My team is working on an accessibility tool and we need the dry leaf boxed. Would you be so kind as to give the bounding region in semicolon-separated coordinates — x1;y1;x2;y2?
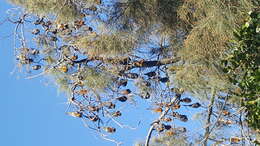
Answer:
230;137;241;143
103;127;116;133
67;112;82;118
153;108;163;113
59;65;68;73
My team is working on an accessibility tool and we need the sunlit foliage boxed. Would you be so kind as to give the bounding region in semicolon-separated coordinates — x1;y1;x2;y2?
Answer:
222;10;260;130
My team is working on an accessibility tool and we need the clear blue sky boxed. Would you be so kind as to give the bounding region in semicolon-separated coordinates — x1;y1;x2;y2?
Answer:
0;1;154;146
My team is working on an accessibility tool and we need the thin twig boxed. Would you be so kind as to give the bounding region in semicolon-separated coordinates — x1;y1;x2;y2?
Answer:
25;70;47;79
145;96;179;146
202;87;216;146
99;134;123;146
104;110;138;130
201;92;229;145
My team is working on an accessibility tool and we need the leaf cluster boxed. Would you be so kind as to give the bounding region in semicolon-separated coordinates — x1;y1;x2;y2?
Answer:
222;10;260;130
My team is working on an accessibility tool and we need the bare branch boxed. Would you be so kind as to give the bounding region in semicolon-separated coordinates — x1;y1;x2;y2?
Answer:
145;95;180;146
202;87;216;146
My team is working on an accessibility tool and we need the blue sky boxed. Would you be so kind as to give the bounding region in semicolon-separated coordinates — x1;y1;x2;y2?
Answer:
0;1;146;146
0;2;154;145
0;2;102;146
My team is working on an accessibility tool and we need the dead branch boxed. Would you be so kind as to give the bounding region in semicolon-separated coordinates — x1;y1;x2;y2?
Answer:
202;87;216;146
145;95;180;146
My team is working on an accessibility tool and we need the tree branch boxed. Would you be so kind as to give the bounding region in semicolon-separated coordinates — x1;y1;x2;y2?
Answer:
145;96;180;146
202;87;216;146
127;57;181;70
73;56;181;69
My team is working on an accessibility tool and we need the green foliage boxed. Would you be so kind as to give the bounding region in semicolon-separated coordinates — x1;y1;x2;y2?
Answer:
171;0;255;97
80;67;114;91
107;0;182;33
178;0;254;62
149;135;190;146
170;63;231;98
8;0;85;22
135;132;190;146
47;65;114;93
222;10;260;130
74;32;136;57
47;68;72;93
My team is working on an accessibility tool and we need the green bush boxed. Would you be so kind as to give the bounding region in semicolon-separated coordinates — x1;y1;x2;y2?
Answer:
223;10;260;130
